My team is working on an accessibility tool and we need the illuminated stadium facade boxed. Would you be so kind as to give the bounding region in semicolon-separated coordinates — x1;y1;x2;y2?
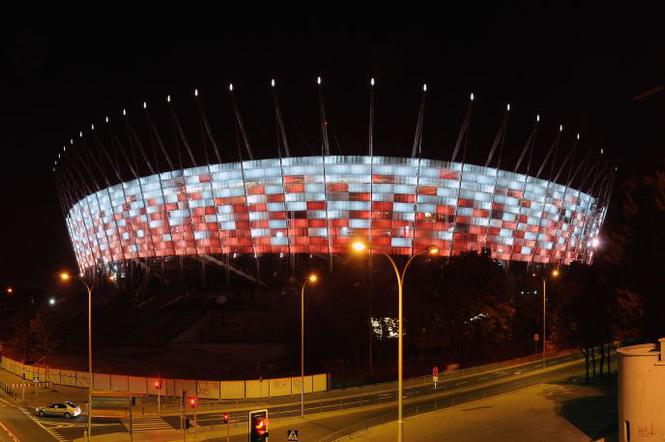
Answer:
65;155;604;271
55;82;612;274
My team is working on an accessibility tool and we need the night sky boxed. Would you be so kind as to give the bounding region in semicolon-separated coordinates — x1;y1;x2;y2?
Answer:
1;6;663;289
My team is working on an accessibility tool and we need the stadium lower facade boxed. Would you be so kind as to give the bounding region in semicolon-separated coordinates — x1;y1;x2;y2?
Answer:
66;155;604;272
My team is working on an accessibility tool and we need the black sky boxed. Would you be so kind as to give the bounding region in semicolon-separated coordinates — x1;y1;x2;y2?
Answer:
0;6;663;288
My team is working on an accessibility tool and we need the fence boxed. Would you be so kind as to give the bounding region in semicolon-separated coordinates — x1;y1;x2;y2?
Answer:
0;356;327;400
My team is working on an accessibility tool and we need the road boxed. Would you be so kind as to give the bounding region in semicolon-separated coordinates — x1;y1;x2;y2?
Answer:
0;395;56;442
198;354;587;441
0;352;583;441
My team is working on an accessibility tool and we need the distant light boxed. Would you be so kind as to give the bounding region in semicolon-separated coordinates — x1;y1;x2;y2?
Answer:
62;145;66;152
591;237;600;248
308;274;318;283
551;269;560;277
105;116;109;123
229;83;234;92
91;124;95;131
70;138;74;145
194;89;198;97
122;109;126;116
49;298;56;306
271;79;275;87
576;133;580;140
58;153;60;159
470;92;474;101
52;167;55;172
79;131;83;138
423;83;427;92
600;148;604;155
167;95;171;103
143;101;147;109
506;103;511;111
559;124;563;132
54;160;57;165
614;166;618;172
6;288;13;295
317;76;322;85
536;114;540;122
370;77;375;86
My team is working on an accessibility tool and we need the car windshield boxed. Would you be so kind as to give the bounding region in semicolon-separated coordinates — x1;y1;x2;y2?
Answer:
65;402;78;408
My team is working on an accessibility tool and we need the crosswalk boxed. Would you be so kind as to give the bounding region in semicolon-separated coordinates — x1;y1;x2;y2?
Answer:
120;416;173;432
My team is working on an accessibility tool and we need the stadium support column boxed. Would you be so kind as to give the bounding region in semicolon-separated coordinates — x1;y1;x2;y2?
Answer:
448;93;474;258
531;125;562;265
317;76;333;272
272;79;295;277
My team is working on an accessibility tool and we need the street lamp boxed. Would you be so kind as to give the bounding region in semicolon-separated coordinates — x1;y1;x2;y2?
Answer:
300;273;318;417
59;271;112;441
532;268;559;367
5;287;13;295
352;241;439;442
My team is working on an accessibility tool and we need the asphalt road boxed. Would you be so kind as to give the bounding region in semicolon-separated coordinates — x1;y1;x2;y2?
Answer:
0;395;56;442
0;352;582;441
199;355;583;442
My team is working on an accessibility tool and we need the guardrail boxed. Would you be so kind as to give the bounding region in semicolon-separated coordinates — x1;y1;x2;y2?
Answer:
0;381;17;399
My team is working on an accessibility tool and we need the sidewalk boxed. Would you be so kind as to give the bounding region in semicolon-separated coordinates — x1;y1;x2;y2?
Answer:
340;382;617;442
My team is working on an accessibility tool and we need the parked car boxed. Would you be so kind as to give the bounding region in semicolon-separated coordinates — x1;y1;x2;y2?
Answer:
35;401;81;418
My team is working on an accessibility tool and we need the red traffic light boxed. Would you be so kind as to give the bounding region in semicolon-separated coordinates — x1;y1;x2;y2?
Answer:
223;412;229;424
255;417;268;435
249;409;269;441
188;397;197;408
154;380;162;390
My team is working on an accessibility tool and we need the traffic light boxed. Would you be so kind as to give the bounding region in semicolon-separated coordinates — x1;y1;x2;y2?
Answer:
249;409;269;441
154;379;162;390
223;412;229;424
188;397;197;408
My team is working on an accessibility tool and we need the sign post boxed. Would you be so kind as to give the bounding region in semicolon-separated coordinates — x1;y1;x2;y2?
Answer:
432;366;439;390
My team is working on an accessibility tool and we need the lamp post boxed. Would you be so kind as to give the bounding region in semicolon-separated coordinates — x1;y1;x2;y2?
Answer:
59;271;115;441
532;268;559;367
300;273;318;418
352;242;439;442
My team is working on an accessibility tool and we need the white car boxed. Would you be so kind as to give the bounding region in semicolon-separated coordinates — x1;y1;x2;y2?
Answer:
36;401;81;418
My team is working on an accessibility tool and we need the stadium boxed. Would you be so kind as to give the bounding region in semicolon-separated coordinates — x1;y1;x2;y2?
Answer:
54;82;612;277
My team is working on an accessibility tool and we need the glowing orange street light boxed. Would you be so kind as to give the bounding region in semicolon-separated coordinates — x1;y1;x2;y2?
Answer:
300;273;318;417
5;287;13;295
351;241;440;442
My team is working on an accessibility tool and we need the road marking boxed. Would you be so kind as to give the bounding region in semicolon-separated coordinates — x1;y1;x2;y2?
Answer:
0;421;20;442
15;407;67;442
120;417;173;432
